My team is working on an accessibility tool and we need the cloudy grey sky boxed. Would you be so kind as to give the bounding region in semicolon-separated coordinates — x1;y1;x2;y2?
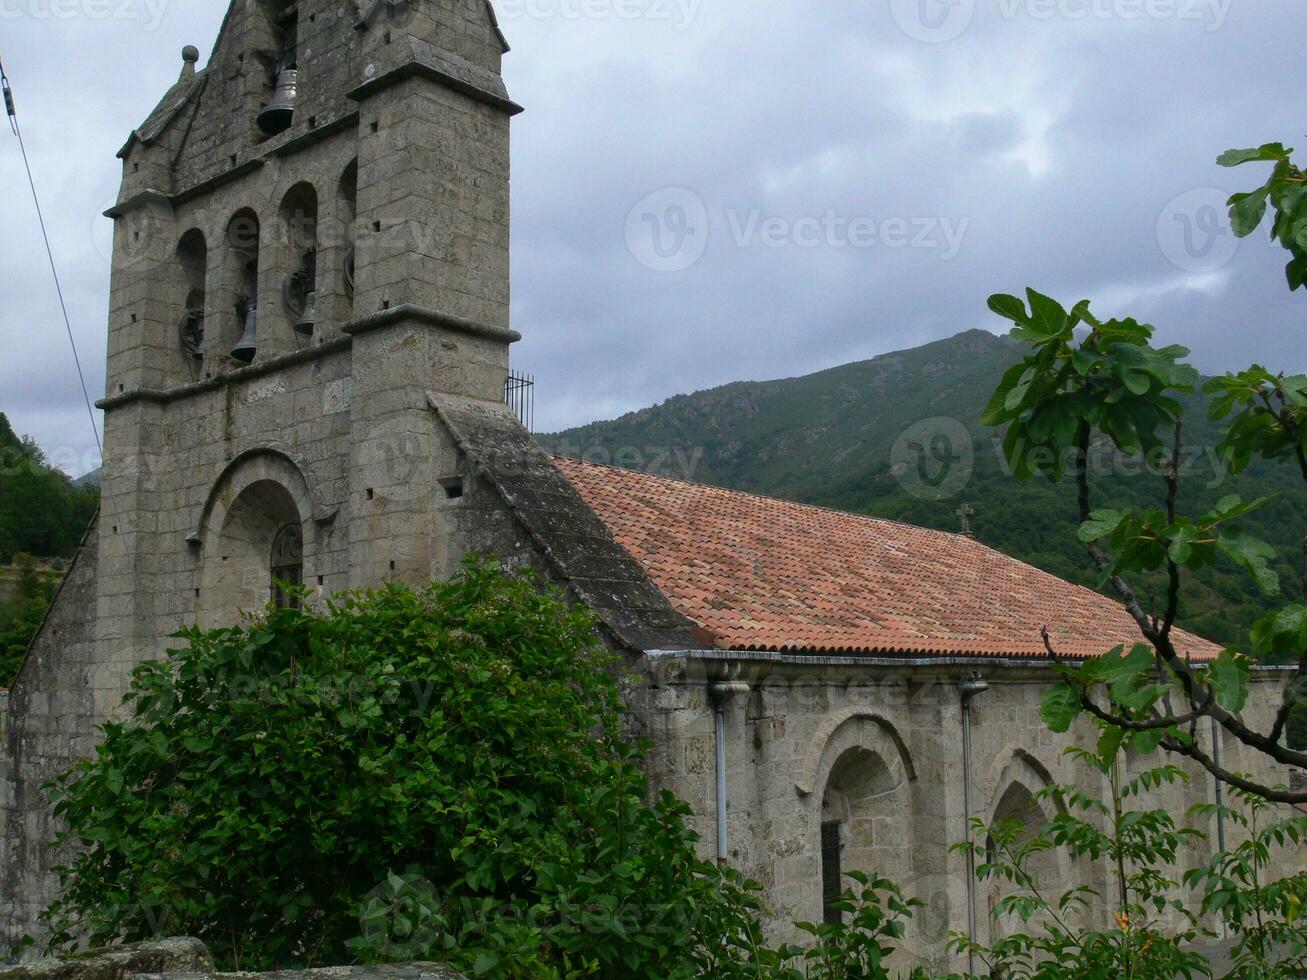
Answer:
1;0;1303;476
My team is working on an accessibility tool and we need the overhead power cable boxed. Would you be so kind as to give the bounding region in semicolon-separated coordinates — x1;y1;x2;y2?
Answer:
1;55;103;459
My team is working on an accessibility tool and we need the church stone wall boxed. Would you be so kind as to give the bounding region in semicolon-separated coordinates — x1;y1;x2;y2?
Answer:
641;656;1293;974
0;519;102;946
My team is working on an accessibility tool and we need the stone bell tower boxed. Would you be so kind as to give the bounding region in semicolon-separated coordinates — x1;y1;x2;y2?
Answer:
2;0;522;944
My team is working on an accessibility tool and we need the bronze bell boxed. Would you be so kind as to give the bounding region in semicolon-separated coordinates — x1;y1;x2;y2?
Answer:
257;69;298;135
293;290;317;335
231;306;257;363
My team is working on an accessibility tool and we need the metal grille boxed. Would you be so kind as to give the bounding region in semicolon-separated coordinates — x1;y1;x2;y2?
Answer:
505;371;535;432
270;522;303;609
821;821;843;925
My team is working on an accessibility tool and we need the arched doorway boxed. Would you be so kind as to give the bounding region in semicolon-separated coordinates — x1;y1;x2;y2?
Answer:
985;781;1059;942
200;479;303;625
819;747;907;925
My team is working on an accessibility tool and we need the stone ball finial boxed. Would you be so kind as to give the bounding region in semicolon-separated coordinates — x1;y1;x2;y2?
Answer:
182;45;200;64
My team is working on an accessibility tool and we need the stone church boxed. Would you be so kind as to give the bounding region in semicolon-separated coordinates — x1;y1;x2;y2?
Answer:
0;0;1290;971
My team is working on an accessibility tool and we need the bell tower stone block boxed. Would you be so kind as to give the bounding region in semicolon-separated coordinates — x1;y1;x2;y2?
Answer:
1;0;522;945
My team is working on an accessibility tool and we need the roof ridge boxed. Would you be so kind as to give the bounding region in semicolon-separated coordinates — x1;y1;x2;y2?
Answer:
549;452;975;541
549;453;1218;656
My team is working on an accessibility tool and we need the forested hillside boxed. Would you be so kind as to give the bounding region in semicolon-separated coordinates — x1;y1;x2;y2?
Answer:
0;412;98;685
541;330;1307;649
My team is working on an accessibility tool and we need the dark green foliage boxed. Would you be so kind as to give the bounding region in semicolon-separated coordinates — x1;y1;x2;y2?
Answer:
0;412;98;565
1218;143;1307;291
0;411;98;685
0;553;59;687
40;561;784;978
777;873;930;980
952;743;1210;979
540;331;1307;649
1187;787;1307;977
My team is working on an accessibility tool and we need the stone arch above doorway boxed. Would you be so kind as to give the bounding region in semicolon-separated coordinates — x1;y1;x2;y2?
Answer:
191;448;329;627
796;708;917;798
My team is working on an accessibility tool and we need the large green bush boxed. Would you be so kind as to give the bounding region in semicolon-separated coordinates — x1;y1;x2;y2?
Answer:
42;561;775;977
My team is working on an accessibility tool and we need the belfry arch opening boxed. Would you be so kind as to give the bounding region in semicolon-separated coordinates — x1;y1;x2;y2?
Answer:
338;159;358;318
174;229;207;366
200;479;303;626
278;182;319;340
222;208;261;366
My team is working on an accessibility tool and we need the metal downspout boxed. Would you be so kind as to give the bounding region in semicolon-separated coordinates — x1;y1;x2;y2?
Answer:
960;672;990;978
709;678;750;865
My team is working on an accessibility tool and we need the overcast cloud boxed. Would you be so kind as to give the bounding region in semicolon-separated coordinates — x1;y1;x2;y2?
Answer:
0;0;1303;476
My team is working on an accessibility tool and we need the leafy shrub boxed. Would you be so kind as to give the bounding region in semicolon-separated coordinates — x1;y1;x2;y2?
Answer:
42;560;775;977
951;739;1210;979
1187;787;1307;977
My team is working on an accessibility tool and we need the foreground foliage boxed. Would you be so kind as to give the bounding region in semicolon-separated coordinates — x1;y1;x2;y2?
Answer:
43;562;778;976
982;139;1307;806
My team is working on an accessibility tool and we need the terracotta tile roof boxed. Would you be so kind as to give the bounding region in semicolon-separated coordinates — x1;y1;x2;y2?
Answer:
551;456;1220;661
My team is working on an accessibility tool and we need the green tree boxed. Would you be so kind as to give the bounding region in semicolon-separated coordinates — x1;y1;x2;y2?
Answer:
40;560;782;978
951;741;1209;979
0;412;98;565
0;553;59;687
977;140;1307;806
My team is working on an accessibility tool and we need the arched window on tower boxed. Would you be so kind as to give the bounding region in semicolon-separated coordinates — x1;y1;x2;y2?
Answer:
225;208;261;365
255;0;301;137
279;182;319;340
339;159;358;319
175;229;207;367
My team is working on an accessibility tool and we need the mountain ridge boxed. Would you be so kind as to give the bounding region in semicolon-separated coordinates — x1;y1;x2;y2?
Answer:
540;330;1307;648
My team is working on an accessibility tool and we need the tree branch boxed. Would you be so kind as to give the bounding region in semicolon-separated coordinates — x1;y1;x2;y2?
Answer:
1160;734;1307;805
1160;418;1183;640
1073;423;1160;643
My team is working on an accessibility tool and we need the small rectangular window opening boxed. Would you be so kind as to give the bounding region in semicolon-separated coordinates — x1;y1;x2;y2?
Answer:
441;478;464;500
821;821;843;926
